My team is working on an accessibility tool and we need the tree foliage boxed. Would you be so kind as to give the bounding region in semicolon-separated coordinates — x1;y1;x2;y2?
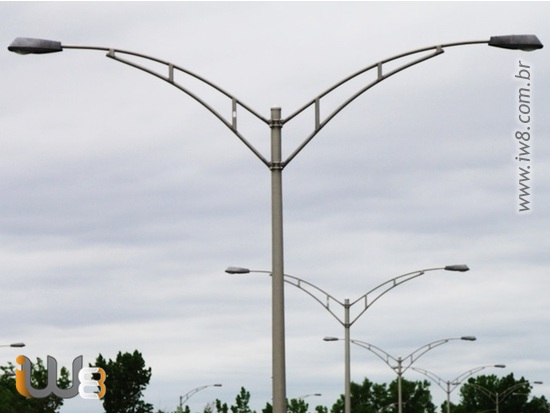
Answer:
262;397;315;413
230;387;253;413
93;350;153;413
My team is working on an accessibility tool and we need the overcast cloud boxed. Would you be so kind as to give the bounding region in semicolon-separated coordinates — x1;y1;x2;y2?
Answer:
1;1;549;412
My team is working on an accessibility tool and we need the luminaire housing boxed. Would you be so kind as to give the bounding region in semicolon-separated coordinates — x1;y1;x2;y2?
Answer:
8;37;62;54
488;35;543;51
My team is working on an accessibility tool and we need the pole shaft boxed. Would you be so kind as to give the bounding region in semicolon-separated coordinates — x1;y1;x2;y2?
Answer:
344;299;351;413
270;107;286;413
398;358;403;413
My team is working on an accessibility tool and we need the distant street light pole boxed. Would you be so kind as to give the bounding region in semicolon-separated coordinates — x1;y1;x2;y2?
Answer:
324;336;476;413
411;364;506;413
462;380;543;413
8;34;543;413
178;384;222;412
226;265;469;412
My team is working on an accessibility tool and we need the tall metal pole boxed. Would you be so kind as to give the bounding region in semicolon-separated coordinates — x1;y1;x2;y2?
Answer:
397;356;403;413
344;299;351;413
270;106;286;413
446;381;452;413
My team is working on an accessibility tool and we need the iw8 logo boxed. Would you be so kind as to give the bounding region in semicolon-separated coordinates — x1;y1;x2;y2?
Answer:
16;355;106;400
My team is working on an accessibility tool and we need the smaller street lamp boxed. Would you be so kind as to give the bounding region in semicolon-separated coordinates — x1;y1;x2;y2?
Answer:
462;380;543;413
324;336;476;413
295;393;322;400
227;264;469;413
178;384;222;412
0;343;25;348
412;364;506;413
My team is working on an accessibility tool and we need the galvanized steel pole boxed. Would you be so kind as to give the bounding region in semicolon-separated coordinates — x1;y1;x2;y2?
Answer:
269;106;287;413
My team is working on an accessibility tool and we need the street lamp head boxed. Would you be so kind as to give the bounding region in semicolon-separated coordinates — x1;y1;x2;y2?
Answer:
460;336;477;341
488;35;543;51
225;266;250;274
494;364;506;368
8;37;62;55
213;384;222;387
10;343;25;348
323;336;340;342
444;264;470;272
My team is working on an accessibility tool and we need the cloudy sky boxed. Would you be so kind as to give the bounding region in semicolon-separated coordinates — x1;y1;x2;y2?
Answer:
1;1;549;412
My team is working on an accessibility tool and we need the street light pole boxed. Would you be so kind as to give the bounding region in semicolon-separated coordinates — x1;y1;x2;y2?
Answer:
270;106;286;408
326;336;477;413
227;265;470;413
344;298;351;413
178;384;222;412
8;34;543;413
462;380;543;413
411;364;506;413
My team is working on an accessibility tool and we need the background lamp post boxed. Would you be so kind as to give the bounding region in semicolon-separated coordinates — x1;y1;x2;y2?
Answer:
226;265;469;412
411;364;506;413
0;343;25;348
462;380;543;413
178;384;222;412
324;336;476;413
8;34;542;413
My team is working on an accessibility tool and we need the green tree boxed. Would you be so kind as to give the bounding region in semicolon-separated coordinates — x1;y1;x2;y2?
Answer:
387;378;435;413
230;387;253;413
93;350;153;413
214;398;229;413
451;373;545;413
287;398;309;413
331;378;389;412
262;397;311;413
0;358;70;413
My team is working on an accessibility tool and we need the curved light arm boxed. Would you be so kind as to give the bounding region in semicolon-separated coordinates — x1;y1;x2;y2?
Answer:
101;47;270;164
411;364;506;394
8;39;270;166
347;336;475;375
282;36;543;165
225;264;468;327
225;267;346;325
283;43;446;165
8;35;543;169
180;383;222;406
347;265;468;326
